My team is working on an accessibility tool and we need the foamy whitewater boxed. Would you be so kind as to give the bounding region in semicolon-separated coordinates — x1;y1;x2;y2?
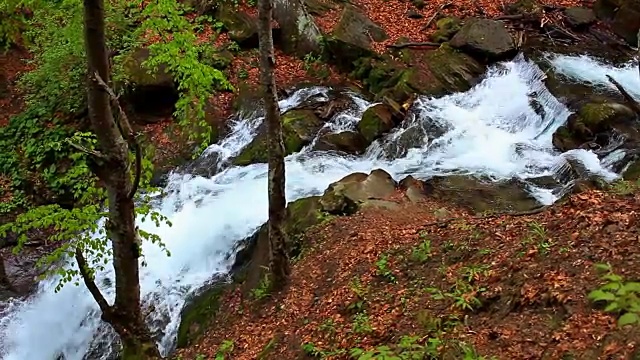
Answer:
0;53;637;360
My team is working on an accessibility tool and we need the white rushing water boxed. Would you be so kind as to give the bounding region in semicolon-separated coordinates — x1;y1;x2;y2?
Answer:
0;53;636;360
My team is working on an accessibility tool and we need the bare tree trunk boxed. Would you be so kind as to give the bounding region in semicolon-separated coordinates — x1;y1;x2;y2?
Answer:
81;0;159;358
258;0;291;288
0;253;12;291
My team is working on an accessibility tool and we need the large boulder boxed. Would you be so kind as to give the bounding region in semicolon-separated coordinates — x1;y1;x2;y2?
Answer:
320;169;397;214
357;104;397;143
232;109;324;166
422;175;542;213
122;48;179;120
354;44;485;104
552;102;639;152
594;0;640;46
274;0;323;55
314;130;369;154
450;18;517;61
564;7;596;29
217;4;259;47
325;5;388;70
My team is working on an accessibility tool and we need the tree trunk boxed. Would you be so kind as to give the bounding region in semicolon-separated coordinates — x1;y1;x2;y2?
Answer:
81;0;160;358
0;252;12;291
258;0;291;288
273;0;322;56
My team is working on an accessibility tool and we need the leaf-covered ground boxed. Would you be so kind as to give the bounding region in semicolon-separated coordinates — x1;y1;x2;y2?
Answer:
176;184;640;360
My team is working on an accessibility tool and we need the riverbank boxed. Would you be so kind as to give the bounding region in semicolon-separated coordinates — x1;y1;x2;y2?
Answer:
175;181;640;359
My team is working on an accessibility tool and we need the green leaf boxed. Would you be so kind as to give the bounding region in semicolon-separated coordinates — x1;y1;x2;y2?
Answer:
617;312;639;327
588;290;616;302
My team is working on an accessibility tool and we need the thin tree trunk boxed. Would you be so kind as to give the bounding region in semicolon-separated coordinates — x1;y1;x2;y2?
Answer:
0;253;12;291
81;0;159;357
258;0;291;288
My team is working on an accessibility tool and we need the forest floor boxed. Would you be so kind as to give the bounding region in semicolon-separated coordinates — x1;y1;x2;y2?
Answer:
175;184;640;360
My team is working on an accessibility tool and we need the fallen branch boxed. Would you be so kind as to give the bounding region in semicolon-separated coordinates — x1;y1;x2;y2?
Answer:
387;41;441;49
421;2;452;30
93;72;142;200
415;204;553;234
607;74;640;116
75;247;112;315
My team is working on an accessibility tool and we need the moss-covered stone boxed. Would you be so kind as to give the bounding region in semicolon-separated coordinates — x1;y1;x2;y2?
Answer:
551;102;637;152
506;0;543;16
319;169;397;214
422;43;485;94
430;17;462;43
216;4;259;47
357;104;396;143
123;48;173;87
176;282;226;348
314;130;369;154
233;110;324;166
623;160;640;181
324;5;387;71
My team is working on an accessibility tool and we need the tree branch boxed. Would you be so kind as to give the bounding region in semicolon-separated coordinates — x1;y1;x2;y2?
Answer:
92;71;142;200
607;74;640;116
75;247;112;315
66;139;107;160
387;41;441;49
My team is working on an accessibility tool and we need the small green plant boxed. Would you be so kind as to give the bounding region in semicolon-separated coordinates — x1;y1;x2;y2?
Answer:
426;280;485;312
251;272;272;300
214;340;234;360
411;239;432;263
302;342;346;358
318;318;337;336
237;68;249;79
352;313;373;334
350;335;441;359
588;263;640;327
610;180;637;195
376;254;397;283
459;264;490;283
347;278;368;313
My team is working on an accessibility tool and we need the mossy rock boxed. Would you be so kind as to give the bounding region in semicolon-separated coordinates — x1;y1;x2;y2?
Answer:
430;17;462;43
325;5;387;71
216;4;259;47
232;110;324;166
176;281;226;348
420;44;485;95
552;102;637;152
623;160;640;181
506;0;543;16
123;48;173;87
357;104;396;143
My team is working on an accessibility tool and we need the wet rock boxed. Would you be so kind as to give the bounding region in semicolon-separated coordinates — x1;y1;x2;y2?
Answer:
232;109;324;166
325;5;388;70
430;17;462;43
320;169;396;215
595;0;640;46
552;102;638;152
201;49;234;70
122;48;179;121
217;4;258;48
358;104;397;143
450;18;517;61
314;130;369;154
421;175;542;213
564;7;596;29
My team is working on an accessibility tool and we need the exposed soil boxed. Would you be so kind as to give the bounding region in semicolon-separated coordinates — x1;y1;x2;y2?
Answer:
175;185;640;359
